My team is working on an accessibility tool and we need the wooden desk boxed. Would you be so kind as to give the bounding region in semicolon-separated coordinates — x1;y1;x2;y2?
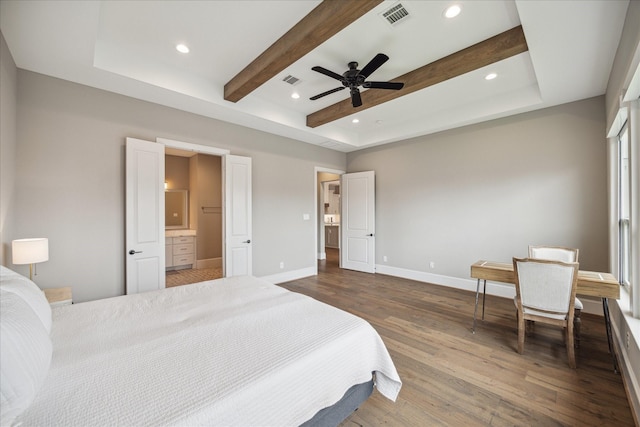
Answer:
470;260;620;371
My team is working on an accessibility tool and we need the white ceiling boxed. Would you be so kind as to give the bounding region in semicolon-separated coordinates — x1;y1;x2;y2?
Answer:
0;0;629;152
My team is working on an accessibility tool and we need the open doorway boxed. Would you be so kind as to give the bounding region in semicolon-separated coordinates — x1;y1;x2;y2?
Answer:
165;148;223;287
317;170;343;269
126;137;251;294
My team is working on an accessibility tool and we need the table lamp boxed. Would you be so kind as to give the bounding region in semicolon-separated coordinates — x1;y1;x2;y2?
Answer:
12;238;49;281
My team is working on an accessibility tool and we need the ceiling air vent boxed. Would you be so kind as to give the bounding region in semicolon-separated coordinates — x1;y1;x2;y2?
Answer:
282;75;301;85
381;3;410;26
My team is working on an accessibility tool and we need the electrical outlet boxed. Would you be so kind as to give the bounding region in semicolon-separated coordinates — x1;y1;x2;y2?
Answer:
279;262;284;269
429;261;435;269
627;331;631;349
383;256;388;262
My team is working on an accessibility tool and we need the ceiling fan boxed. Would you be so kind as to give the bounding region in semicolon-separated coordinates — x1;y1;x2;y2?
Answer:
310;53;404;108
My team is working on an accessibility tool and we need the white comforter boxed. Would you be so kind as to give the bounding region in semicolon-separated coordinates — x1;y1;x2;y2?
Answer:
18;276;401;426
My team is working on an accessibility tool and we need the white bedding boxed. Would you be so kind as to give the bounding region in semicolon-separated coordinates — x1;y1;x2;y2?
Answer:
17;276;401;426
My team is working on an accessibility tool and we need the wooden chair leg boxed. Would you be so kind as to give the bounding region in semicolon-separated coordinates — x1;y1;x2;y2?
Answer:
517;314;525;354
573;308;581;348
566;322;576;368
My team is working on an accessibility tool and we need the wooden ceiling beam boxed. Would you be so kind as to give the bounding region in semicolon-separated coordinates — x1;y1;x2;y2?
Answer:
306;25;529;128
224;0;383;103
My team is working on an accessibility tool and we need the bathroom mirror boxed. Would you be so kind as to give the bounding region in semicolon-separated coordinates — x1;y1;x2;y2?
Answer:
165;190;188;229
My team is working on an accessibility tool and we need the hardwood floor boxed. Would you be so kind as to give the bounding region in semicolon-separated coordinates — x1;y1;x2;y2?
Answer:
279;249;635;426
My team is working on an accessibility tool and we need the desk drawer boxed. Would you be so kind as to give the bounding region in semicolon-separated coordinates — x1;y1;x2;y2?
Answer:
173;254;194;266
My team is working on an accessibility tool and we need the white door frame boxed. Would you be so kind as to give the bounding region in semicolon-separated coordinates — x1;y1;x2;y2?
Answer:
157;138;230;157
314;167;345;274
157;138;234;272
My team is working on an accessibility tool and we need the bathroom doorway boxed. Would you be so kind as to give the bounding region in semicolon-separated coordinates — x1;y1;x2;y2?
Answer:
165;148;223;287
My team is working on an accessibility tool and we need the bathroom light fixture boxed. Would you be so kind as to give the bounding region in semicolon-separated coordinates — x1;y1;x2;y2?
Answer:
12;238;49;281
176;44;189;54
444;5;461;18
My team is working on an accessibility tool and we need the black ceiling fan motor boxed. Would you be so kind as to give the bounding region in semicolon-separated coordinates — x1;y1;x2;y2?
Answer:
310;53;404;108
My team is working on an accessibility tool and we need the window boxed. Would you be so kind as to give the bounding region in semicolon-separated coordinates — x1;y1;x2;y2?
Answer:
618;122;631;287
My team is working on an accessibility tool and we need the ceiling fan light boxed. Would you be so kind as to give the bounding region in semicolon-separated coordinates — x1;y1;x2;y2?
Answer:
176;44;190;54
444;5;461;19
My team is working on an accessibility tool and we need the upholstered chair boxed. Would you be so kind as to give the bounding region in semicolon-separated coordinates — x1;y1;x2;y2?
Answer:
528;246;582;347
513;257;579;368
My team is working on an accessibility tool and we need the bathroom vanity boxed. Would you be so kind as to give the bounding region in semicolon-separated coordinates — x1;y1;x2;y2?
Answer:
166;230;196;270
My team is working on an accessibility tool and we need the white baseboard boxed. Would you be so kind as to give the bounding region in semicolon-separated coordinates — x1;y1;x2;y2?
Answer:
260;266;316;284
610;292;640;424
375;264;604;316
318;252;326;260
196;257;222;269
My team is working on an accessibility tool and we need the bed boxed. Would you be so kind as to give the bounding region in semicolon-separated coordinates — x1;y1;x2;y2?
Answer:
0;266;401;426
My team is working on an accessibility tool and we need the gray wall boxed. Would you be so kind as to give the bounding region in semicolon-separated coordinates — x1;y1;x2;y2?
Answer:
193;154;222;261
606;0;640;129
0;31;17;265
6;67;345;302
347;96;608;280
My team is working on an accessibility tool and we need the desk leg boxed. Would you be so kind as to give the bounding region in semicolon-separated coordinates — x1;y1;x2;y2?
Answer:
602;298;619;374
472;279;482;333
482;280;487;320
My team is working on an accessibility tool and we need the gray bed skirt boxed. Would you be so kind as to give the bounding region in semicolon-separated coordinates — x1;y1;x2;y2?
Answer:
300;379;374;427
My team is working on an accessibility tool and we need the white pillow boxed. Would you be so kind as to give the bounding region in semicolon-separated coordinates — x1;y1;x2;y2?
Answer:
0;266;52;333
0;289;53;425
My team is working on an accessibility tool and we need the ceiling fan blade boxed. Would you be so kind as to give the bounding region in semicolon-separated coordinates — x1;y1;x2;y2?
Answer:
310;86;346;100
311;66;344;81
359;53;389;79
363;81;404;90
350;89;362;108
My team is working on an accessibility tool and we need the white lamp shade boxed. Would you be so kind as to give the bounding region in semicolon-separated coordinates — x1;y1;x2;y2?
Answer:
12;238;49;265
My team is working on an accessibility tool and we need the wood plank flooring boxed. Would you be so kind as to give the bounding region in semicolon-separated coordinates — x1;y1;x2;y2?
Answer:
279;249;635;426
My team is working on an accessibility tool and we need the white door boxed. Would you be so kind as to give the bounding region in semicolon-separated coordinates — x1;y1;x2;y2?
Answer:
125;138;165;294
341;171;375;273
223;155;252;276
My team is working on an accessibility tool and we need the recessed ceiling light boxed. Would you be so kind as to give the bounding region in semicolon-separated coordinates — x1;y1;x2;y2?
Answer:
444;5;461;19
352;118;360;124
485;72;498;80
176;44;189;54
291;92;300;99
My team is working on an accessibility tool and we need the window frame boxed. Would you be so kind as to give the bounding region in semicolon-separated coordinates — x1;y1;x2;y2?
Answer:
618;121;631;288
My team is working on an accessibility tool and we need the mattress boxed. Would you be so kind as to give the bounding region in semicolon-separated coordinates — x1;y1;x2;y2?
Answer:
17;276;401;426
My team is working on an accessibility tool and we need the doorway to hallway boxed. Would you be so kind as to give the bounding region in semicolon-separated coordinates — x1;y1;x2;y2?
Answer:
317;170;342;265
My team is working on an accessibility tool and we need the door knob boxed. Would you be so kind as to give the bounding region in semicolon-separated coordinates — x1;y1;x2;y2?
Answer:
129;250;142;255
367;233;374;237
242;239;251;244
